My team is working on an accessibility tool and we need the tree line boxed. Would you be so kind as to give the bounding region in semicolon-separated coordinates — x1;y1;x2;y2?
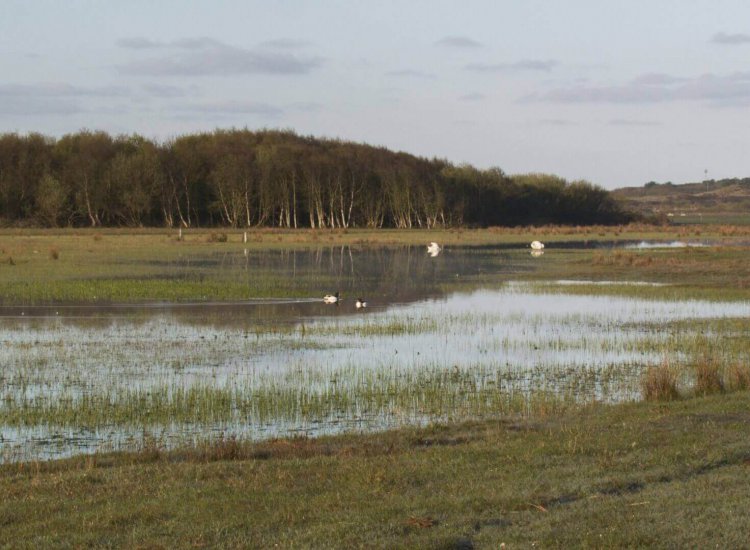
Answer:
0;129;634;228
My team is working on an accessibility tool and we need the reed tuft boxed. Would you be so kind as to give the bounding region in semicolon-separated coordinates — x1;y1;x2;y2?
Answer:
725;362;750;392
641;362;680;402
693;357;725;396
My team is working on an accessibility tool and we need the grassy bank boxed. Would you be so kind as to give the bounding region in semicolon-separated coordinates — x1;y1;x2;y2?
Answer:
2;222;748;246
1;392;749;547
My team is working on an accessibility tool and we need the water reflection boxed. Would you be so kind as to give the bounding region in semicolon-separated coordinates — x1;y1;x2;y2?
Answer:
624;241;709;249
0;245;531;326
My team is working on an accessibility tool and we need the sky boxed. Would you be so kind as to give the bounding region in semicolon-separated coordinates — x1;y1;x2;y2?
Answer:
2;0;750;189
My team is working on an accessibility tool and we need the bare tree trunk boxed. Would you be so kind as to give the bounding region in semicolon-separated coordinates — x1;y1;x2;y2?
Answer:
170;176;190;228
162;207;174;228
244;184;252;227
83;176;97;227
292;173;298;228
181;176;192;227
167;174;188;228
217;186;234;226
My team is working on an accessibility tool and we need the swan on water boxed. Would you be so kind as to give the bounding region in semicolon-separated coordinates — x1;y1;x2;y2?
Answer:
427;242;442;256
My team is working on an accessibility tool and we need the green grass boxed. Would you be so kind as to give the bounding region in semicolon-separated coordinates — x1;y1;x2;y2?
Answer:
2;391;750;547
0;371;587;429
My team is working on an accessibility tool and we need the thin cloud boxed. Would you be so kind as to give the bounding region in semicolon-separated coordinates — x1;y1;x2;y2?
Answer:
287;101;323;112
117;37;221;50
608;119;661;127
540;118;577;126
385;69;437;79
92;105;130;115
142;84;188;98
259;38;312;50
179;100;283;117
171;37;222;50
0;82;129;98
0;97;82;115
534;71;750;106
631;73;687;86
459;92;486;101
0;82;131;115
116;37;165;49
118;36;312;50
118;37;322;76
711;32;750;44
435;36;483;48
465;60;558;73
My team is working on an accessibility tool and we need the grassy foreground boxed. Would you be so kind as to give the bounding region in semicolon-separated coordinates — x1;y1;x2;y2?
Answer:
2;392;750;548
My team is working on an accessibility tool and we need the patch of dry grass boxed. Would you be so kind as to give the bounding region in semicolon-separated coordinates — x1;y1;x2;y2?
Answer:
642;361;680;401
693;357;726;396
725;362;750;392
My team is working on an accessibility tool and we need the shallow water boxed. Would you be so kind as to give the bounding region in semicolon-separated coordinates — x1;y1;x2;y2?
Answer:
1;244;748;462
624;240;710;249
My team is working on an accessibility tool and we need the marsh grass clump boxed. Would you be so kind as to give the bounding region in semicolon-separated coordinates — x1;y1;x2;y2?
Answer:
134;437;165;464
196;435;245;462
725;362;750;391
641;362;680;401
49;248;59;260
693;357;725;396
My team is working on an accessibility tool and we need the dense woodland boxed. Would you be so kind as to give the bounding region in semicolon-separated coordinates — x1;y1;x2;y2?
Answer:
0;129;634;228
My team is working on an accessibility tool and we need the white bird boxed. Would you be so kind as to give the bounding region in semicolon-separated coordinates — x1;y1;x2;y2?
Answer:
355;298;367;309
427;242;442;256
530;240;545;250
323;291;339;304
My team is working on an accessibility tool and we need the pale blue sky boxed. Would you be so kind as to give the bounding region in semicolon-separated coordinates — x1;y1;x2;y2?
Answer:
2;0;750;188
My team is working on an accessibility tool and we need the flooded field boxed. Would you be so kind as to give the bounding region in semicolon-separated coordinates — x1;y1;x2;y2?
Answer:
1;243;749;462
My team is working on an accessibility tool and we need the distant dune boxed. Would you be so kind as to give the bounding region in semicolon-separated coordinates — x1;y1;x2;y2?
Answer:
612;179;750;224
